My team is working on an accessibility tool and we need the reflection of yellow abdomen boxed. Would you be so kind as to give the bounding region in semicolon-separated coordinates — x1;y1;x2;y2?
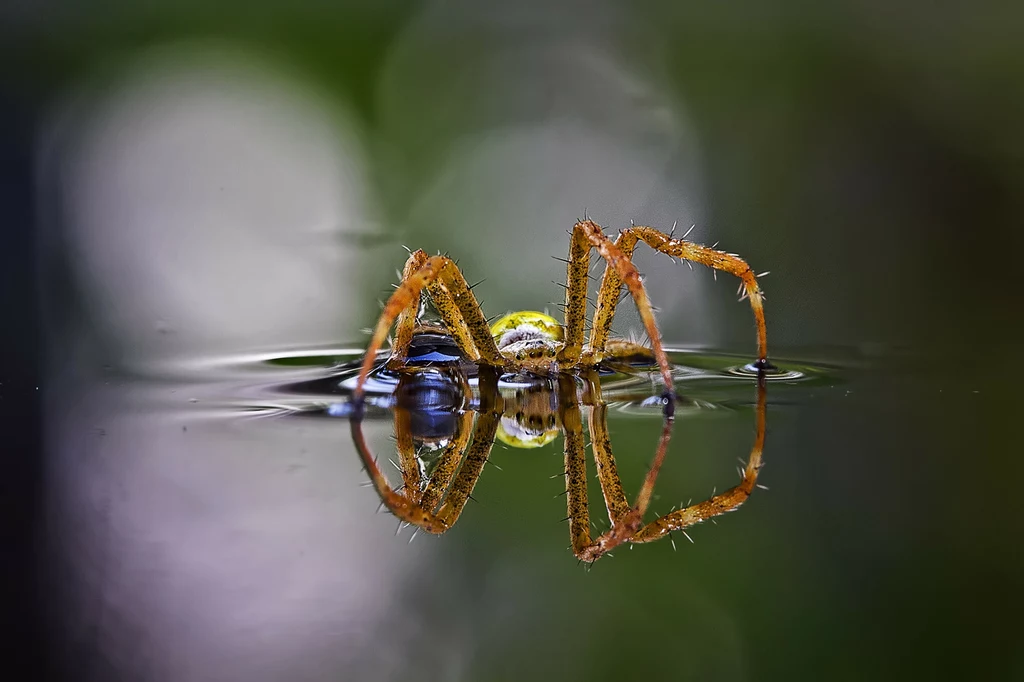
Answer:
496;417;560;449
495;383;561;449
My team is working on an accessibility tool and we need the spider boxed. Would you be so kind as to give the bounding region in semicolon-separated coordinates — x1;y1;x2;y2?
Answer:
348;218;772;562
352;219;771;415
349;362;768;563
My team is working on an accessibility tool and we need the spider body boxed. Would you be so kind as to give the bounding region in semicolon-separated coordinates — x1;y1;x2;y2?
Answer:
353;219;771;416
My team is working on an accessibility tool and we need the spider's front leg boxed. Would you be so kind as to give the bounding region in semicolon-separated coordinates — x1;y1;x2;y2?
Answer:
354;252;506;401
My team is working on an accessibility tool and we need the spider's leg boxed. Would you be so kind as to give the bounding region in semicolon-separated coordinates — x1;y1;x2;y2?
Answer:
431;258;505;366
350;407;452;534
575;220;675;401
386;250;429;370
434;367;504;527
562;382;593;554
630;374;767;544
355;255;502;398
564;380;674;563
593;339;657;371
357;254;446;397
433;412;500;526
627;225;769;367
419;409;474;513
393;250;489;368
586;229;640;358
394;408;424;503
588;402;631;524
556;222;591;364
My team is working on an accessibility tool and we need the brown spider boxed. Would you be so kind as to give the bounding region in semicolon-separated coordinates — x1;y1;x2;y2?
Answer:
350;362;768;563
349;219;771;562
353;219;770;413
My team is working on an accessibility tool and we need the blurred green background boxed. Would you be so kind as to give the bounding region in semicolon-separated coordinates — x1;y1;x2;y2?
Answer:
5;1;1022;680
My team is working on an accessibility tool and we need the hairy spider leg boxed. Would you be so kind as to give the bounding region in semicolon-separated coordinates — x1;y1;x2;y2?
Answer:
571;220;676;404
394;407;424;501
416;411;474;514
385;250;427;370
587;225;770;368
433;412;500;527
630;372;768;544
350;415;451;533
392;400;475;509
351;396;493;533
555;223;591;364
429;367;504;527
561;374;674;562
355;253;505;397
351;367;506;534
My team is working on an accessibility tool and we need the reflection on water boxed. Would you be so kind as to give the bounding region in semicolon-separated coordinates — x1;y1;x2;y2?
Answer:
45;336;845;679
136;340;834;564
347;360;770;563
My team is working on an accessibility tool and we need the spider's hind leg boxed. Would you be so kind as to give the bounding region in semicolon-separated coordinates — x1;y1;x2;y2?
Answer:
625;225;770;367
574;221;676;407
579;220;772;389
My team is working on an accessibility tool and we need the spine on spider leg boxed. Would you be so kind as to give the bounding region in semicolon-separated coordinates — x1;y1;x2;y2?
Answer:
355;258;439;396
434;258;505;366
387;250;429;369
556;225;591;364
576;220;675;396
588;230;639;356
628;375;768;544
631;225;771;365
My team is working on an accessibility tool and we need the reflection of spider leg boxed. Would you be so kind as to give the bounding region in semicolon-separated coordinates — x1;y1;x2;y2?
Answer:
587;402;631;524
394;408;424;501
351;399;486;534
419;410;474;513
630;375;768;544
587;225;770;367
563;374;674;562
391;400;474;508
351;415;451;533
356;252;504;395
433;411;501;527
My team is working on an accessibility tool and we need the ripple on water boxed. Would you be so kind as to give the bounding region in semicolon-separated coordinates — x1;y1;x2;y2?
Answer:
139;346;843;421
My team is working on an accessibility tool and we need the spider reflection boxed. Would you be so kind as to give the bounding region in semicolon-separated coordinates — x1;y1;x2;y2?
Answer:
350;364;768;563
